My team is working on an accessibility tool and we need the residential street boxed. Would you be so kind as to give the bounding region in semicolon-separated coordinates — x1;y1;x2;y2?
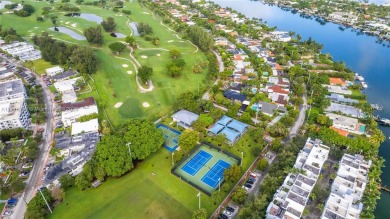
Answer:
289;92;308;139
5;59;56;219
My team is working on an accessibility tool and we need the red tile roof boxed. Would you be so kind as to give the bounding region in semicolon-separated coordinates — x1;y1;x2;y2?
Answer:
61;97;96;111
269;85;289;95
330;126;349;137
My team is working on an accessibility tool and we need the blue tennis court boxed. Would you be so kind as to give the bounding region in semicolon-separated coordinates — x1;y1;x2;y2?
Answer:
181;150;213;176
201;160;231;188
157;124;181;152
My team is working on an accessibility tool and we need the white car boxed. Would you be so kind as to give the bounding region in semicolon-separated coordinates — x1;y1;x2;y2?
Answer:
223;210;232;216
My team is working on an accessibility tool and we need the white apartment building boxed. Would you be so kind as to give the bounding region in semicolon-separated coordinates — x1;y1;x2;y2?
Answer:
266;138;330;219
61;97;98;127
321;154;371;219
0;98;30;130
0;79;26;101
0;42;42;62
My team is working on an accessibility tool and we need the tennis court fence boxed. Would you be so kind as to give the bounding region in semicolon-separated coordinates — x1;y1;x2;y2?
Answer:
171;141;241;196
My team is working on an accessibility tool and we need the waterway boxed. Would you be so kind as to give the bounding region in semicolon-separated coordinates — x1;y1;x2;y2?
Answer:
213;0;390;217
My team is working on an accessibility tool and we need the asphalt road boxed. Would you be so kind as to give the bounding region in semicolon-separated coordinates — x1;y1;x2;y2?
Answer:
2;57;56;219
289;91;308;139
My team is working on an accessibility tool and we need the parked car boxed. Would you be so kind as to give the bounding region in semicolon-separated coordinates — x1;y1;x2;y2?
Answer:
218;213;228;219
244;183;252;189
247;178;255;184
223;210;232;216
19;170;30;177
226;206;235;213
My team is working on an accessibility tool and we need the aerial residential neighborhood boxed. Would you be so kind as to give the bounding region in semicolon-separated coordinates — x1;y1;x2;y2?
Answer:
0;0;388;218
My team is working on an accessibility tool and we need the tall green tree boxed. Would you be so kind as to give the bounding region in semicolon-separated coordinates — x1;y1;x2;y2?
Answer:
94;135;133;177
192;208;207;219
223;164;242;183
84;26;103;45
101;17;116;32
69;47;97;74
178;130;198;152
109;42;126;55
138;66;153;83
25;189;53;219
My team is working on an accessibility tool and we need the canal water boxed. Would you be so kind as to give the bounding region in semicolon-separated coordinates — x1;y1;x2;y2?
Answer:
213;0;390;217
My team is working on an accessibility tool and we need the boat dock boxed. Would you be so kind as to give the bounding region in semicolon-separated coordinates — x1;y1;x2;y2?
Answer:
379;185;390;193
375;116;390;126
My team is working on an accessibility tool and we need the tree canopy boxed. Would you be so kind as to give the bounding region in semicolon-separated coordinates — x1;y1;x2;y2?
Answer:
192;208;207;219
33;33;97;74
138;66;153;84
136;23;153;36
223;164;242;183
25;189;53;219
101;17;116;32
109;42;127;54
93;119;164;178
186;26;214;52
84;26;103;45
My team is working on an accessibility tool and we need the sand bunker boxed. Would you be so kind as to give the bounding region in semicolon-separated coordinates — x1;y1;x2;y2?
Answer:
71;23;77;27
127;71;133;74
34;27;38;29
122;64;129;68
65;22;70;24
141;55;148;59
168;40;173;43
142;102;150;108
114;102;123;108
157;54;160;57
142;12;150;14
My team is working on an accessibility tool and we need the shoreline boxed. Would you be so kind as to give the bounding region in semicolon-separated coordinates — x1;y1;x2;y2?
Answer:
262;0;390;43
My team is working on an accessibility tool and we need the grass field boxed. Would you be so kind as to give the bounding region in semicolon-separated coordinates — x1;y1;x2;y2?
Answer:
0;0;209;126
48;148;217;219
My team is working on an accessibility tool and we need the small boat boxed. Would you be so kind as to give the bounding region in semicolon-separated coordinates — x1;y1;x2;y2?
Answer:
361;82;368;89
371;104;383;111
355;73;365;81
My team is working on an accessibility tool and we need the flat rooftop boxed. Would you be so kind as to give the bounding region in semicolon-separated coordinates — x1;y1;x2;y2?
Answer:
0;79;24;98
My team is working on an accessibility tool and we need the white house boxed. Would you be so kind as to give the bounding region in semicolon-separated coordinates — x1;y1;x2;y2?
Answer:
71;118;99;136
46;66;64;77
